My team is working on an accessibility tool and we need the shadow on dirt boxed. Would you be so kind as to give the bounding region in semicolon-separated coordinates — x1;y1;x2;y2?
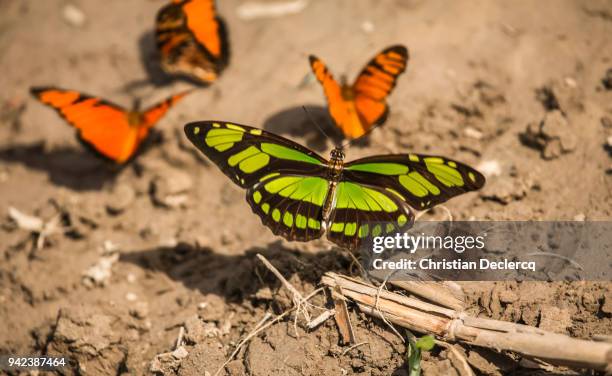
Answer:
119;241;353;302
262;104;375;152
262;104;343;153
0;142;120;190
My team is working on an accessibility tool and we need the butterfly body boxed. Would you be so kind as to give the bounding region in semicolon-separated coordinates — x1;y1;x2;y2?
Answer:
310;45;409;139
156;0;229;84
31;87;190;164
320;148;345;225
185;121;485;250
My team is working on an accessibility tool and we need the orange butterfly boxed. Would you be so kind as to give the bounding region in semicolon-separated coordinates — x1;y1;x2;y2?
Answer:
30;87;190;164
309;45;409;139
156;0;230;84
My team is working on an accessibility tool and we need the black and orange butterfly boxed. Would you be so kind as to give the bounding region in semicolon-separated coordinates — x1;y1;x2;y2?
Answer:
30;87;190;164
156;0;230;84
309;45;409;139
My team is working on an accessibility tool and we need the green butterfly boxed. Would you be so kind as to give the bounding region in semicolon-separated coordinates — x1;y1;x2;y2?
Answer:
184;121;485;250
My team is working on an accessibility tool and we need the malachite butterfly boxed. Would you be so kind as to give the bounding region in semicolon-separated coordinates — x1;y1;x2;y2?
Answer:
184;121;485;250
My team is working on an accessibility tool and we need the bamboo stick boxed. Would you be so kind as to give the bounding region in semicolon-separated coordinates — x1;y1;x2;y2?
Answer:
321;272;612;371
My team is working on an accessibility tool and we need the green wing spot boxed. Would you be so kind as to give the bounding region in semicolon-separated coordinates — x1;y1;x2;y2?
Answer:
296;214;307;229
260;143;322;165
308;218;321;230
336;182;398;212
253;191;262;204
386;188;406;201
425;159;464;187
331;222;345;232
250;129;263;135
283;212;293;227
409;154;419;162
272;209;281;222
347;163;408;175
260;172;280;182
372;225;382;237
226;123;245;131
344;222;357;236
205;128;244;152
385;224;395;233
262;203;270;214
468;172;476;182
193;126;200;134
448;161;457;167
398;214;408;226
228;146;270;173
358;224;369;238
399;172;441;197
212;123;221;128
264;177;328;206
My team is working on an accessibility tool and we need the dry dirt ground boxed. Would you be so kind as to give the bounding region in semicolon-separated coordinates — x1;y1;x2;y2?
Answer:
1;0;612;375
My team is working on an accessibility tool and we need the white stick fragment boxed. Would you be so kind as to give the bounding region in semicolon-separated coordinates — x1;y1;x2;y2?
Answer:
307;309;335;330
237;0;309;20
175;326;185;349
8;206;43;231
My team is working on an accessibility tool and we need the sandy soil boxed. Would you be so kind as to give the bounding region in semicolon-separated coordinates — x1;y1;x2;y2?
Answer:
1;0;611;375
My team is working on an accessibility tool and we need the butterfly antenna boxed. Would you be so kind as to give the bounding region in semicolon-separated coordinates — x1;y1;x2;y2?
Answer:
340;121;383;150
302;106;334;143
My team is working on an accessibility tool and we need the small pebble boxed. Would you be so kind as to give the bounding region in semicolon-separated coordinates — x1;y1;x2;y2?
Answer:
361;20;374;33
62;4;86;27
126;292;138;302
477;160;502;177
172;346;189;359
464;126;483;140
573;213;586;221
129;302;149;320
106;184;135;214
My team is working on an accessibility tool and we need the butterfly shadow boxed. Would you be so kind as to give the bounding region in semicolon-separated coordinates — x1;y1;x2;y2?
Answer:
119;240;352;303
0;142;122;191
124;31;211;91
262;105;374;153
262;105;346;153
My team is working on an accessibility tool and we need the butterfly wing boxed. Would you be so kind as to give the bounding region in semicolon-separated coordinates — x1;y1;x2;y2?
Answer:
156;0;230;83
142;90;191;128
343;154;485;211
184;121;330;241
352;45;408;128
309;55;366;139
30;86;138;164
326;181;415;250
326;153;484;250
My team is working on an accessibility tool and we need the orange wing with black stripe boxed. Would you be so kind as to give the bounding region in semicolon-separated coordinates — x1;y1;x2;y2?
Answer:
309;45;408;139
156;0;230;84
30;87;190;164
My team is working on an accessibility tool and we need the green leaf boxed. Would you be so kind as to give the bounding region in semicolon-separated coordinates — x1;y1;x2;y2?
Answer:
415;335;435;351
406;333;436;376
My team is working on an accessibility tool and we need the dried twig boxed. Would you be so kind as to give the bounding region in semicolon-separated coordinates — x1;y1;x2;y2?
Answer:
175;326;185;349
214;288;323;376
307;309;335;330
321;272;612;371
341;341;369;356
256;253;311;322
387;280;466;311
436;341;475;376
331;285;355;344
